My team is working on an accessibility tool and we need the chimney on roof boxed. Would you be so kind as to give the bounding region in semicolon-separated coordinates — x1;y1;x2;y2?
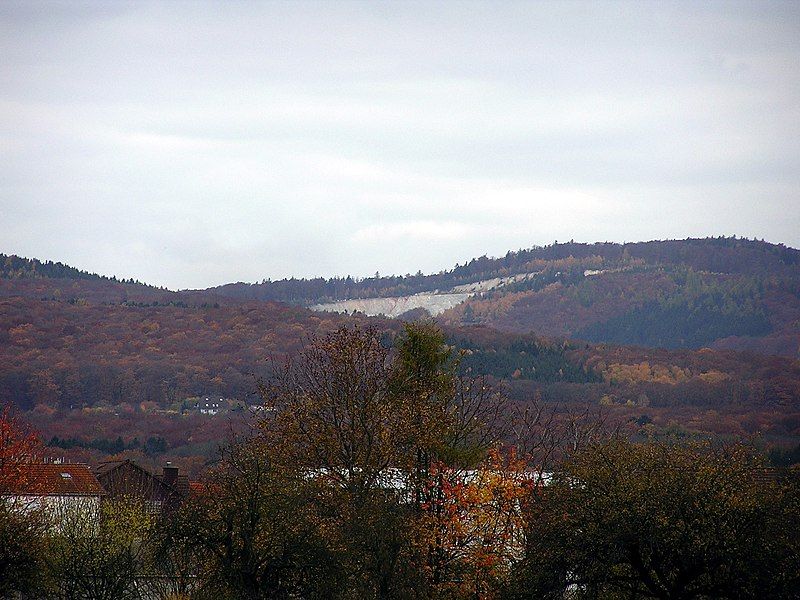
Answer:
163;462;179;486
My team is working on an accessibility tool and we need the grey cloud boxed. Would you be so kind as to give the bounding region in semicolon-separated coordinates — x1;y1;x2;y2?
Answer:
1;1;799;289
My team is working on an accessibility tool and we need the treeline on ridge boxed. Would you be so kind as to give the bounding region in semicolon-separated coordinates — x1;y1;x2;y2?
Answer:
211;237;800;305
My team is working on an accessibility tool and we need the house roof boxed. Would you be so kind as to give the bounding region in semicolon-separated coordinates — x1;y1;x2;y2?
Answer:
94;459;128;476
1;463;105;497
95;459;190;499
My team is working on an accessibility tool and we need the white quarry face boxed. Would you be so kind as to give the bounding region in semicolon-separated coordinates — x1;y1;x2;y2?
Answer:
310;272;540;318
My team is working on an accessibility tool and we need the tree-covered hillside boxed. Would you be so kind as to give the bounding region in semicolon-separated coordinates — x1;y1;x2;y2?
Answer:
0;253;159;285
2;240;800;469
436;240;800;357
210;237;800;304
203;238;800;357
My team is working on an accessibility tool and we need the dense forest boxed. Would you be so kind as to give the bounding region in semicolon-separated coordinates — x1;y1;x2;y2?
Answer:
205;238;800;356
0;253;154;286
209;237;800;303
4;238;800;358
1;293;799;472
2;325;797;599
438;244;800;357
2;240;800;470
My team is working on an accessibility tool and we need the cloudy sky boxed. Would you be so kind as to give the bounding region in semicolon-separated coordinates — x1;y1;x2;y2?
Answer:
1;1;799;289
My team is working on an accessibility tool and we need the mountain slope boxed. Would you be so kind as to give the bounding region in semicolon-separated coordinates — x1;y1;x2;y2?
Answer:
208;237;800;357
2;246;800;467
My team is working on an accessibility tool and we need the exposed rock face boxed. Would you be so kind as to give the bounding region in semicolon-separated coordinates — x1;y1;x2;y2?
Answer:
311;292;471;317
309;272;541;318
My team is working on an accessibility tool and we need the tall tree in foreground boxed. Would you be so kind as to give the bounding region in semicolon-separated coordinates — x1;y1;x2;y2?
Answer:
507;439;800;600
262;325;400;504
256;322;511;598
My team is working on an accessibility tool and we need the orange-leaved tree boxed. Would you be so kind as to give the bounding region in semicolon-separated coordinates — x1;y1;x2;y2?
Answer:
0;404;46;598
0;404;41;494
423;446;532;599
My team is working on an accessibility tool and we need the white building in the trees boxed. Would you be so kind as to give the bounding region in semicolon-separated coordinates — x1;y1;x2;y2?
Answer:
2;463;105;527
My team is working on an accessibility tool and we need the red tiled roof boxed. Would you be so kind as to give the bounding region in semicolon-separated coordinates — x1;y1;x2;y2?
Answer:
1;463;105;497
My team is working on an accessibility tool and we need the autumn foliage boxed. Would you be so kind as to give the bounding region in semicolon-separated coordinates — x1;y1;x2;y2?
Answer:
0;405;41;493
0;325;798;599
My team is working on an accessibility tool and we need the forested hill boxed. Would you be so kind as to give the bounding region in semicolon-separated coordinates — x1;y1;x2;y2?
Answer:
2;289;799;454
433;238;800;357
1;253;140;284
4;238;800;357
208;237;800;358
209;237;800;304
0;253;233;308
2;242;800;467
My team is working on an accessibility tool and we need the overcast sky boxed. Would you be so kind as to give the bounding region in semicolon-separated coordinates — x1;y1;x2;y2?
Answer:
1;1;799;289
